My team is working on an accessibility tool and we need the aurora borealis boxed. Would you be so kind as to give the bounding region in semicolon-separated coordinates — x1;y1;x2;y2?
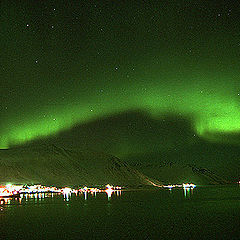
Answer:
1;0;240;150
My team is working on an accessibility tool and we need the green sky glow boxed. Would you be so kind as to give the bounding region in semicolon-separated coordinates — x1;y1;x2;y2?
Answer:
1;1;240;149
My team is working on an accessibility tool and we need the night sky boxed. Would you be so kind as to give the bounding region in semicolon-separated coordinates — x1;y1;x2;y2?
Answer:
1;0;240;151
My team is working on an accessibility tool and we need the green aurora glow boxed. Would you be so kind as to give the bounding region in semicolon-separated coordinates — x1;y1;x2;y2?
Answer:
1;1;240;149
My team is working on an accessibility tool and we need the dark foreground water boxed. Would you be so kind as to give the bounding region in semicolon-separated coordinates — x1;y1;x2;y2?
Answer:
1;186;239;240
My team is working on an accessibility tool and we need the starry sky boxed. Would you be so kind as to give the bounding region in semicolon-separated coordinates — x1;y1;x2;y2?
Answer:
1;0;240;150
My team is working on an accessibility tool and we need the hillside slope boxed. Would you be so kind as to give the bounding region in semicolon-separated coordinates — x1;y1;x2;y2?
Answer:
130;161;231;185
21;111;239;183
0;145;157;186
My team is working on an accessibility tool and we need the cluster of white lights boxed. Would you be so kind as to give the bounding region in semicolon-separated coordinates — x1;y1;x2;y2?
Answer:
0;184;122;199
163;183;196;189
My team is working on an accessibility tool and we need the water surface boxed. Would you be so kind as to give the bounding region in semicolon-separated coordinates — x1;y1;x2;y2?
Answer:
1;186;239;239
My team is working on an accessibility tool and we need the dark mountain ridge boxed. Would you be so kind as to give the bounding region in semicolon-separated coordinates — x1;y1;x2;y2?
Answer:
0;144;158;186
3;111;239;185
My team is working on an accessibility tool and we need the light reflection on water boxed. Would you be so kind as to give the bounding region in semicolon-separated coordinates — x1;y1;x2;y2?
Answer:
0;186;239;240
0;189;125;209
183;187;195;198
0;187;195;209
